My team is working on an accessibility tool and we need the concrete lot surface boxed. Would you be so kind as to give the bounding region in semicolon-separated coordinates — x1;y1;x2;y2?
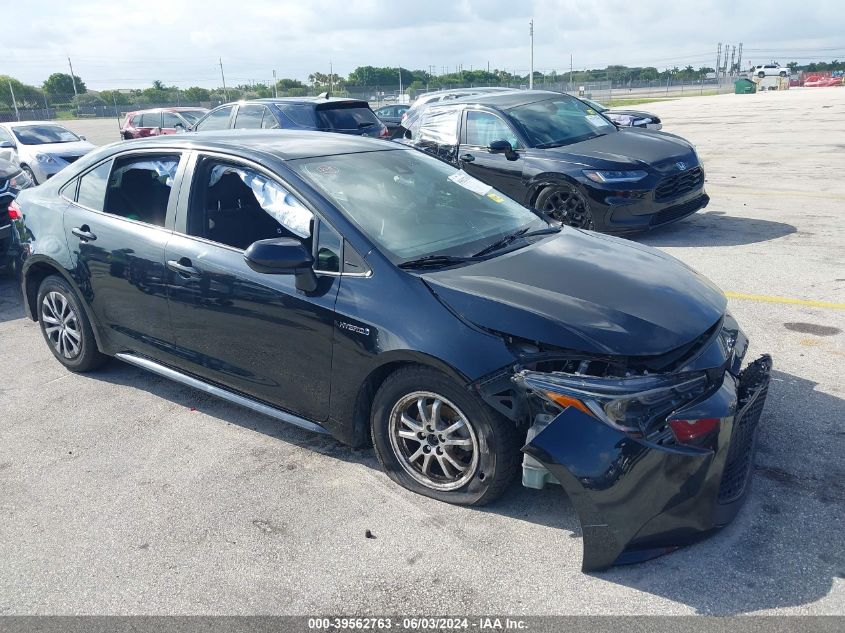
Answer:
1;88;843;615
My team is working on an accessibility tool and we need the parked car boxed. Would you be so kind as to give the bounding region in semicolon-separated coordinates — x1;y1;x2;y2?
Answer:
13;130;771;571
374;104;410;133
396;90;708;232
121;107;208;139
401;87;515;125
580;98;662;130
0;122;96;185
750;63;789;78
0;158;33;267
192;97;388;138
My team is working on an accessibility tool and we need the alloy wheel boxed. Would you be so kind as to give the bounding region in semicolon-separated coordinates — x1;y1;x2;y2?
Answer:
542;187;593;229
388;391;480;491
41;291;82;359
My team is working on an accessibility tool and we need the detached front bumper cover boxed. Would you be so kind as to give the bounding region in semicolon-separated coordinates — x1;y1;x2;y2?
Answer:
518;354;772;571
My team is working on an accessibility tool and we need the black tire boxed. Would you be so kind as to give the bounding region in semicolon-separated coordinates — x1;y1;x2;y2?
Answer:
37;275;108;372
371;366;521;506
779;71;787;77
758;71;766;78
535;183;595;229
21;165;37;186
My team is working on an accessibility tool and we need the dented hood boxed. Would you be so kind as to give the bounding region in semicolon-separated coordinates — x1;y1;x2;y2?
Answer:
423;230;726;356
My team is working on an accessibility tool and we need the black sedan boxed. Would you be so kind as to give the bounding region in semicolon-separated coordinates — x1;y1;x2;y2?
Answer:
1;158;33;267
12;131;770;571
396;90;707;232
581;98;663;130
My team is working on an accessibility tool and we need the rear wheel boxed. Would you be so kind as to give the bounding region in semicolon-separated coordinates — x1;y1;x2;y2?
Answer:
371;366;520;506
37;275;108;372
536;184;595;229
758;71;766;78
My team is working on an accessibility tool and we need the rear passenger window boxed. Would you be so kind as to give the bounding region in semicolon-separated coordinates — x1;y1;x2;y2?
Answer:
261;109;280;129
141;112;161;128
196;106;233;131
102;154;180;227
188;159;314;251
235;105;265;129
75;161;113;210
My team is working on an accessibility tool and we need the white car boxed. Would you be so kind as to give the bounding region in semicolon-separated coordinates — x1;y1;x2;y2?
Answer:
0;121;96;185
750;64;789;79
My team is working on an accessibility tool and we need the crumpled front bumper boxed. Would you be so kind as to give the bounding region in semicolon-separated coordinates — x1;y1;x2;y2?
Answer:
520;354;772;572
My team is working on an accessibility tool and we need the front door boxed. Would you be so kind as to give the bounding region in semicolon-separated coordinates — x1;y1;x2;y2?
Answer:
61;151;184;356
458;109;525;201
164;155;339;421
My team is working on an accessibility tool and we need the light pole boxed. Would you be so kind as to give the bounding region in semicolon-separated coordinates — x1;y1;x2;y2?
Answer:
529;19;534;89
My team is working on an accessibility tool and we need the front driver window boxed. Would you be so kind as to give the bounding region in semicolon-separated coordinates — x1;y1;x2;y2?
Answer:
196;106;233;131
188;160;314;251
465;111;520;148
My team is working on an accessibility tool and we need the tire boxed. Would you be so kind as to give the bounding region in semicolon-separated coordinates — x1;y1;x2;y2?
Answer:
21;165;37;186
37;275;108;372
779;71;787;77
758;72;766;78
371;366;521;506
535;183;595;229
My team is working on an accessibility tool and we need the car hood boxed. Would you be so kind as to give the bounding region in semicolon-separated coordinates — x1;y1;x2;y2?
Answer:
537;129;692;169
20;140;95;156
422;230;726;357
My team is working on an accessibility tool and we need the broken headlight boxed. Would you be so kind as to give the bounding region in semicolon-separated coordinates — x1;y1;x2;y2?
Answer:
517;370;711;436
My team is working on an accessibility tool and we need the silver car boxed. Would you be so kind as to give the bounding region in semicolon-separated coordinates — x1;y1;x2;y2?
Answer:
0;122;96;185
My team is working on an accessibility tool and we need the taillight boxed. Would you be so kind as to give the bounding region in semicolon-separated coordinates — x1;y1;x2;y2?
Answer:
379;125;389;138
669;417;720;444
8;199;22;220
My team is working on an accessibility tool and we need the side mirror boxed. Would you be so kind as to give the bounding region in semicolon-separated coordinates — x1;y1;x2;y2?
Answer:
489;139;518;159
0;140;15;149
244;237;317;292
78;135;87;141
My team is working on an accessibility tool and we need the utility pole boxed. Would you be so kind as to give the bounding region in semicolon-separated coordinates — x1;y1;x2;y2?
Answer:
729;46;736;77
329;61;333;94
570;53;573;92
273;69;278;98
7;80;20;121
398;66;402;100
715;43;722;86
67;56;79;100
219;58;229;100
736;43;744;76
529;19;534;89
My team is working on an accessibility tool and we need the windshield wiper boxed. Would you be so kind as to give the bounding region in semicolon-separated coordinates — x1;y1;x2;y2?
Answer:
472;226;560;258
398;255;475;270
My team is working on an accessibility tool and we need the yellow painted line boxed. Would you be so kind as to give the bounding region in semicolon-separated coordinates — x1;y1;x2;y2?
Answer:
725;292;845;310
707;186;845;200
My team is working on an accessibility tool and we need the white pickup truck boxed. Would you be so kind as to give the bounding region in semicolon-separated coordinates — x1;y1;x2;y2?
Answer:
750;63;789;78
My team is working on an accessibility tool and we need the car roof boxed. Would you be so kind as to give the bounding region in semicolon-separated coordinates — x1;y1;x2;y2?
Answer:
446;89;566;109
239;97;368;106
109;129;407;161
1;120;71;128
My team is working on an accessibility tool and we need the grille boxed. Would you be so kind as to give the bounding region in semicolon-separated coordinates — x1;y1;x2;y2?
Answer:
717;373;769;504
655;166;703;202
648;194;708;227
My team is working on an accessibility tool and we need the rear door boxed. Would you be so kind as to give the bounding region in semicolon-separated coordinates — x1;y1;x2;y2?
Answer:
164;153;340;421
61;150;187;357
458;108;525;201
139;111;162;137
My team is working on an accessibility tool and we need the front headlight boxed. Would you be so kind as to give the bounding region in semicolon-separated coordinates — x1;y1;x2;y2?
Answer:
35;153;57;164
518;370;710;435
583;169;648;184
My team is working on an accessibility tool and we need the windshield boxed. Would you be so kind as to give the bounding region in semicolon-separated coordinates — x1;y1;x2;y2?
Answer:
178;110;205;124
508;96;616;148
291;149;547;261
12;124;80;145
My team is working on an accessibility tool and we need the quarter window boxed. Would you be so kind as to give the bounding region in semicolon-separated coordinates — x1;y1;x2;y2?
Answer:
187;159;314;251
102;154;180;227
196;106;234;131
314;221;342;272
465;111;520;148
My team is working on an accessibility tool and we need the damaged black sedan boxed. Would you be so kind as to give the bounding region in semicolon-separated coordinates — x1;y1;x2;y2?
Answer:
13;131;770;571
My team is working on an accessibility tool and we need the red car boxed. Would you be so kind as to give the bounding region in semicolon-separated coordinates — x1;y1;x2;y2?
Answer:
120;107;208;140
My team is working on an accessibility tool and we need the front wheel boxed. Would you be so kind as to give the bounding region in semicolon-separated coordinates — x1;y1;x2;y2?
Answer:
371;366;520;506
535;184;595;229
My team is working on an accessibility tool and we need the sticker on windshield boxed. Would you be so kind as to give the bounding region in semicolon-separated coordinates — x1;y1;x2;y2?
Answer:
486;192;505;203
585;115;607;128
448;171;492;196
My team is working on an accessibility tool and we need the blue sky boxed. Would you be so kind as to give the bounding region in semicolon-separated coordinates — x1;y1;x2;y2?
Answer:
6;0;844;89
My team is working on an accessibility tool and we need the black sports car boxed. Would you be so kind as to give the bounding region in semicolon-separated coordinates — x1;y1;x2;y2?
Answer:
1;158;33;268
581;98;663;130
12;131;770;571
395;90;706;232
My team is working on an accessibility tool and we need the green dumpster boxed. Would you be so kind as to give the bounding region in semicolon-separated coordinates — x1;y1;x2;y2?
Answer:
734;78;757;94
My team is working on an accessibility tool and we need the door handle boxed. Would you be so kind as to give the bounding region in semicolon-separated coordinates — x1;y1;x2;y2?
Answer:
459;153;475;162
71;225;97;241
167;258;200;277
